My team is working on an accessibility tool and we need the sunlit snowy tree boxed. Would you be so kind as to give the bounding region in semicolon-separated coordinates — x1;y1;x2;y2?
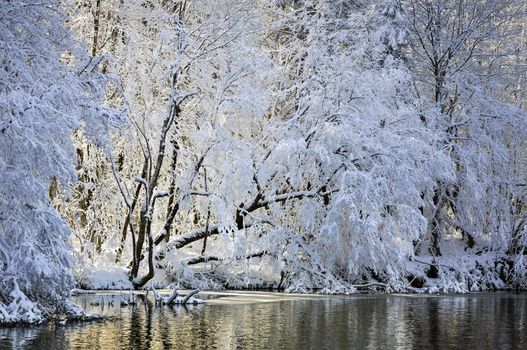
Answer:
64;0;274;288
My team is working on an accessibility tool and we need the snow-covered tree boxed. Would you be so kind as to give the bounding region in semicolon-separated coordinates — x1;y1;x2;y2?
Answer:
399;0;527;289
120;0;456;292
64;0;273;288
220;0;453;291
0;0;114;323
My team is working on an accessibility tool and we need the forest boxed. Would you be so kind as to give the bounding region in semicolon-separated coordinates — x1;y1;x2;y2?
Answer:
1;0;526;324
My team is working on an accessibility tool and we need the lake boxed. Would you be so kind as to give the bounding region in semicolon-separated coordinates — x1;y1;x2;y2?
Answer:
1;291;525;349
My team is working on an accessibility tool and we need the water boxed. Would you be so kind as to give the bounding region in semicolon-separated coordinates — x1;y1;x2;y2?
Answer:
1;291;526;349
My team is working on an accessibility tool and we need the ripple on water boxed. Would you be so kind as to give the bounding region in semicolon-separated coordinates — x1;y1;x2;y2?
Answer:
0;292;526;349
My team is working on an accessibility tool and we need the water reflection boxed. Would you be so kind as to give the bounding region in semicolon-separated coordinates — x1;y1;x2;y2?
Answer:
0;292;525;349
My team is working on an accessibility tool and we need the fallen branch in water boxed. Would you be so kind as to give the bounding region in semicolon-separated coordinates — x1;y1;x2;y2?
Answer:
164;288;179;305
151;282;161;306
153;288;203;306
181;290;199;305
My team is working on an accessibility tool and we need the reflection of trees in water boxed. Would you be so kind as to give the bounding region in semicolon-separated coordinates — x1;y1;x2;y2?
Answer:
2;294;526;349
1;325;66;349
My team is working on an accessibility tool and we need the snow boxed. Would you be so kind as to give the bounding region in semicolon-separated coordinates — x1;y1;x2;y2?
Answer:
81;269;133;290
